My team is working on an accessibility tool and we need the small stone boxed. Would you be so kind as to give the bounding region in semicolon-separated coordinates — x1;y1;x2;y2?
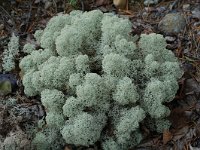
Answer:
165;36;176;42
182;4;190;11
158;12;186;34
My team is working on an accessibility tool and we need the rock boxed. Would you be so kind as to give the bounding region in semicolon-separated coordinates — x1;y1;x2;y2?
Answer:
158;12;186;34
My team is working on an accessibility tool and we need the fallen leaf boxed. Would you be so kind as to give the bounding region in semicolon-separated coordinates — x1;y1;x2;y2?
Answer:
64;146;72;150
163;129;173;144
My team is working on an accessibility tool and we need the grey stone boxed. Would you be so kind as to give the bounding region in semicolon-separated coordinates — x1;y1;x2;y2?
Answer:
182;4;190;11
165;36;176;42
158;12;186;34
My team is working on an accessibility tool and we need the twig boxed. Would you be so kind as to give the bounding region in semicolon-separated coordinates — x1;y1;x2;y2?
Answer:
80;0;85;11
52;0;58;13
169;0;179;10
63;0;66;13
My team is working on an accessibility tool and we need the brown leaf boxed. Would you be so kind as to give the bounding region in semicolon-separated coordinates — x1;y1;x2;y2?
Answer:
163;129;173;144
64;146;72;150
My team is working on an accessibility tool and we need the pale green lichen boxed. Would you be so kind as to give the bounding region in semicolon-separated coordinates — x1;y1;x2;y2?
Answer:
23;43;35;54
114;106;145;145
102;53;131;77
113;77;139;105
20;10;182;150
2;34;19;72
41;89;65;112
34;30;43;43
32;128;64;150
61;113;106;146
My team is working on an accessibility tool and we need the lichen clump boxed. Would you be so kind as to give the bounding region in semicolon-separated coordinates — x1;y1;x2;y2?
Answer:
19;10;182;150
2;34;19;72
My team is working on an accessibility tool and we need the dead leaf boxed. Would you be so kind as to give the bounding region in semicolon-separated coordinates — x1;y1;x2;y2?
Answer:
163;129;173;144
64;145;72;150
170;108;190;129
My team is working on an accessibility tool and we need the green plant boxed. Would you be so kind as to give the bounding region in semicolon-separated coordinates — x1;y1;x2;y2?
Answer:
20;10;182;150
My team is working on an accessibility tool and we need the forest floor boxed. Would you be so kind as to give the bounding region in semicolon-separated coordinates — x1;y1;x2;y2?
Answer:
0;0;200;149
